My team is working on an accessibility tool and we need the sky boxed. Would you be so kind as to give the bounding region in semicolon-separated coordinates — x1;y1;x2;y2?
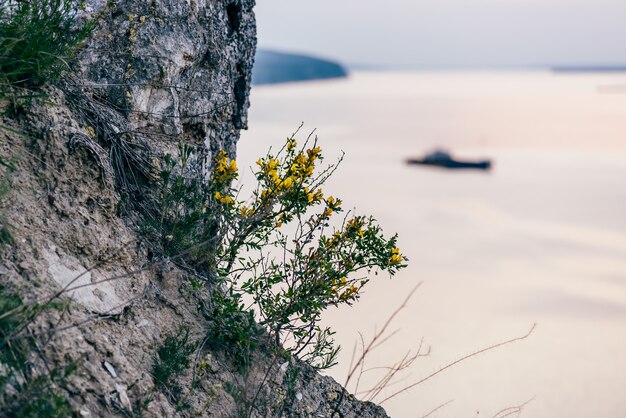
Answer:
254;0;626;69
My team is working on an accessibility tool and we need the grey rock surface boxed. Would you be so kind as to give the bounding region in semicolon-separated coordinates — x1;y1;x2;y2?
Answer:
78;0;256;159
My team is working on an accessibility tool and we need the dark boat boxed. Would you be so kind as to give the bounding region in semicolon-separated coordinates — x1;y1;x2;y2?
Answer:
406;149;491;170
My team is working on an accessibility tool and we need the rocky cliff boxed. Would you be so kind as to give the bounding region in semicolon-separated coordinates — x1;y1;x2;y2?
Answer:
0;1;387;417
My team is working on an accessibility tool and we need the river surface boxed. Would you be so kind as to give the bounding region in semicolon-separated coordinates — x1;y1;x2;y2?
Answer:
237;71;626;417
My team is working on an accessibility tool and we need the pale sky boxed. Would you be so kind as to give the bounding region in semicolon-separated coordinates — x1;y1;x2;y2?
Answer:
254;0;626;68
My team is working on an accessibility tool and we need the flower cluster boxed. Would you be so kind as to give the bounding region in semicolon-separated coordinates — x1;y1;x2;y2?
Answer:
346;216;366;237
318;196;342;221
212;151;238;206
340;283;360;301
389;247;404;266
214;191;234;205
214;150;238;183
328;276;361;302
255;142;324;205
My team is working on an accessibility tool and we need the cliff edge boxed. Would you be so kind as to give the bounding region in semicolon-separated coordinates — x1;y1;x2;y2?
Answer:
0;1;387;417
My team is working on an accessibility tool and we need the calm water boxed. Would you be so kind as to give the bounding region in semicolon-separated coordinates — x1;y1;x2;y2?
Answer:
238;71;626;417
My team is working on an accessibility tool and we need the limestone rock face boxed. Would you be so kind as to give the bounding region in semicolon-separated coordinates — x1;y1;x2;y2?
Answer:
78;0;257;158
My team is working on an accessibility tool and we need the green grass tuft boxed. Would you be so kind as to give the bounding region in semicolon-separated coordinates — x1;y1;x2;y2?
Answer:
152;326;197;390
0;0;93;101
0;287;73;417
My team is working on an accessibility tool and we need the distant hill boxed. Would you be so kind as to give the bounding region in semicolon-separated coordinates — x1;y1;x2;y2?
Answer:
551;65;626;73
252;50;348;85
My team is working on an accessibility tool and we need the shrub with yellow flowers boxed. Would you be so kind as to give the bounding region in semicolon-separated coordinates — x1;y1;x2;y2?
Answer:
152;131;407;370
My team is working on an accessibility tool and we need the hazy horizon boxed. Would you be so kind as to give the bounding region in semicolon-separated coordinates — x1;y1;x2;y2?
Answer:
256;47;626;71
255;0;626;69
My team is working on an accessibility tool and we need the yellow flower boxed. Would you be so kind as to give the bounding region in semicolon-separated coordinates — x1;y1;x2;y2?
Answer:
216;150;228;162
240;205;252;217
389;247;404;265
296;153;307;165
220;195;234;205
282;176;294;189
267;159;279;170
307;146;321;159
215;191;233;204
325;196;342;212
307;189;323;203
346;217;364;230
287;138;297;150
212;151;238;180
339;283;359;300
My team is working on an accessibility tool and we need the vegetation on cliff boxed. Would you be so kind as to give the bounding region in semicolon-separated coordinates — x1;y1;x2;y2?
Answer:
150;134;407;371
0;0;92;102
0;1;399;416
